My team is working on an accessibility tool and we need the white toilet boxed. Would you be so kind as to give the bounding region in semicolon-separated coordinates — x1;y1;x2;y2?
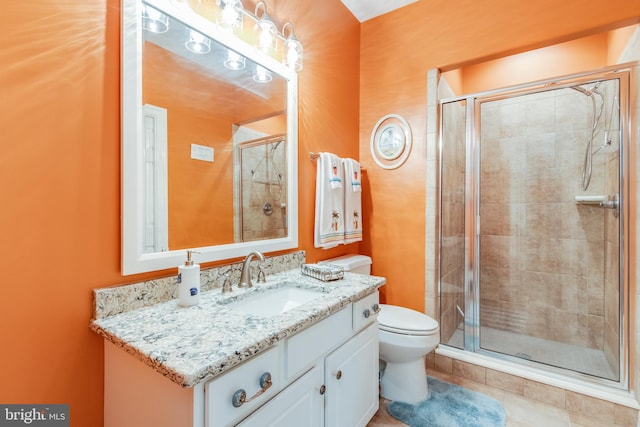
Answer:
320;255;440;404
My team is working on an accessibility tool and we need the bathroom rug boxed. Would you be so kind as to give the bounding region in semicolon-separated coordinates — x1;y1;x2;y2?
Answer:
386;376;507;427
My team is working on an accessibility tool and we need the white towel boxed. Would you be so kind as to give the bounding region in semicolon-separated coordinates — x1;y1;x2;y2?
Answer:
314;152;345;249
342;158;363;244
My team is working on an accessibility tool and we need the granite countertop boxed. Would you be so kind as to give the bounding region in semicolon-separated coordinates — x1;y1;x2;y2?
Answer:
91;269;385;388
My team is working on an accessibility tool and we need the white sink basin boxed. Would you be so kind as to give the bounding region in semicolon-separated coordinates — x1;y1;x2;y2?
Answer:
228;287;323;317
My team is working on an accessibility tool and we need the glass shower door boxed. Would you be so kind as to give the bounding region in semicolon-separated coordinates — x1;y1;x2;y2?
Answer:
476;79;621;381
439;99;468;350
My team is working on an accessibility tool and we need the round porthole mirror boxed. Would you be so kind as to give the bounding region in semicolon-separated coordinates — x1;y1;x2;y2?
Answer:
370;114;412;169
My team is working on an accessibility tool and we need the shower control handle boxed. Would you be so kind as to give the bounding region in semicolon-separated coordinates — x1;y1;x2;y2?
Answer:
600;193;620;218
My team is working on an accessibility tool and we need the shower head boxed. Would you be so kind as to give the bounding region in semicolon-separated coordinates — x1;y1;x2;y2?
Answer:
269;140;282;152
571;81;602;97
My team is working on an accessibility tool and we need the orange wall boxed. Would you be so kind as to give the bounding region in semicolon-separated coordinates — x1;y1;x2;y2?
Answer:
0;0;359;426
608;24;640;65
444;26;638;97
460;33;608;94
144;43;234;248
360;0;639;312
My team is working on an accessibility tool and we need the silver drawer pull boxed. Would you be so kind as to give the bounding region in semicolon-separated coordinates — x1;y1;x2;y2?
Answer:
363;309;371;318
372;304;380;314
232;372;272;408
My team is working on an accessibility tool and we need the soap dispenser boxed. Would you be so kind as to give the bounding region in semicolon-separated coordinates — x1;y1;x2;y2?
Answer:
178;250;200;307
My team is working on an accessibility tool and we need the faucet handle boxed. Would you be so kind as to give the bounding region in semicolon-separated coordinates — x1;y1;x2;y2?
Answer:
257;266;266;283
222;271;233;294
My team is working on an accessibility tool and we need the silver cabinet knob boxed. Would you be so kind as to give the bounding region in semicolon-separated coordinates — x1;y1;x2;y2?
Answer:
363;309;371;318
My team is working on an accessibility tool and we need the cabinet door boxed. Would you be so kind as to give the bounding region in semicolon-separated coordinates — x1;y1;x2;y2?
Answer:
237;364;324;427
325;323;379;427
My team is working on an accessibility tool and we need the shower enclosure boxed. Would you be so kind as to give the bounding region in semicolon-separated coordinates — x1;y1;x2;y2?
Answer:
438;65;635;387
236;135;287;242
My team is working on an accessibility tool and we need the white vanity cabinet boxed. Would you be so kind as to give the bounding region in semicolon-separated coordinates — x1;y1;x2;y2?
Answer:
238;307;379;427
237;291;380;427
102;291;380;427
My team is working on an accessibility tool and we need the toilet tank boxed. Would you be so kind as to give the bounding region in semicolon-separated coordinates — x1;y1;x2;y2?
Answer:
320;254;372;275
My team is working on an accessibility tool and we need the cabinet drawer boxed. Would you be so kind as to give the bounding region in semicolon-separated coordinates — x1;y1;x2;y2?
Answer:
206;344;283;427
286;306;351;379
353;291;379;332
236;364;324;427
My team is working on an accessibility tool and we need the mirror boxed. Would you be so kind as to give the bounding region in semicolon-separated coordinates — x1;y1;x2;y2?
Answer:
122;0;299;274
370;114;412;169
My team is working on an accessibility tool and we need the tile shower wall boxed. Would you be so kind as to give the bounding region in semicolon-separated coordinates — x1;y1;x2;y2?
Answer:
239;141;287;242
478;87;619;372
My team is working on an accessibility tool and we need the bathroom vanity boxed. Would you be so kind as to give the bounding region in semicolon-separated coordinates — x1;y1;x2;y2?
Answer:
92;269;384;427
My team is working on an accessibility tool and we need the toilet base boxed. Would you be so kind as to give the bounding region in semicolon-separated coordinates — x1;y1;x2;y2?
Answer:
380;357;428;403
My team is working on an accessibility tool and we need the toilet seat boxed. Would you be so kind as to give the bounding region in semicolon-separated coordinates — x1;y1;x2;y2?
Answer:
378;304;439;336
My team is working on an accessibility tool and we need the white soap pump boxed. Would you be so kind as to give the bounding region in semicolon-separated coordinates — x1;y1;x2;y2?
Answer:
178;250;200;307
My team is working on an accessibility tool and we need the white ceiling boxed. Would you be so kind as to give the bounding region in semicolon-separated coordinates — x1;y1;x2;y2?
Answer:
340;0;420;22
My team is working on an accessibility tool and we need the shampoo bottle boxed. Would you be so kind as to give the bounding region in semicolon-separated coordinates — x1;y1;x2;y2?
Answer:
178;250;200;306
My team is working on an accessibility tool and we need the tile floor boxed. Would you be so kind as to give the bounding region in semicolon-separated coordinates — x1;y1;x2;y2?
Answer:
367;368;635;427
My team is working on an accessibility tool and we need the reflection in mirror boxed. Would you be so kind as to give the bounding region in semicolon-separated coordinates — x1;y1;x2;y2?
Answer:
122;0;299;274
232;114;287;243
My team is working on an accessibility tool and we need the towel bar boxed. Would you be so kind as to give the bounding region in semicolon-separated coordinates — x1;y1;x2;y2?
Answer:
309;152;366;170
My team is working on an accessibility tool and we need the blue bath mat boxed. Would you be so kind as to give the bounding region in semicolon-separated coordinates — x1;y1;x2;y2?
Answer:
386;376;507;427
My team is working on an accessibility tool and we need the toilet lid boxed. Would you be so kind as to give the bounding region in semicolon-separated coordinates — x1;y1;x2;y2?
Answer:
378;304;439;335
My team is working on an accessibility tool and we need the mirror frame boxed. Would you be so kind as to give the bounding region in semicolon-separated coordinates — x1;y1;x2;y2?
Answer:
122;0;299;274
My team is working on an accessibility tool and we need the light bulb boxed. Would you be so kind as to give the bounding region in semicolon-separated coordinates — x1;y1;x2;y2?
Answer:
217;0;243;31
142;5;169;33
253;65;273;83
185;29;211;54
282;23;303;72
224;50;246;70
253;2;277;55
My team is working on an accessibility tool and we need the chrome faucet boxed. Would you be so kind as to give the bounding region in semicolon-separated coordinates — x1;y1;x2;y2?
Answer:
238;251;266;288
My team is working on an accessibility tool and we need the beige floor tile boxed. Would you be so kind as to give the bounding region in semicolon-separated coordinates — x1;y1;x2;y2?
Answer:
502;393;572;427
367;398;407;426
